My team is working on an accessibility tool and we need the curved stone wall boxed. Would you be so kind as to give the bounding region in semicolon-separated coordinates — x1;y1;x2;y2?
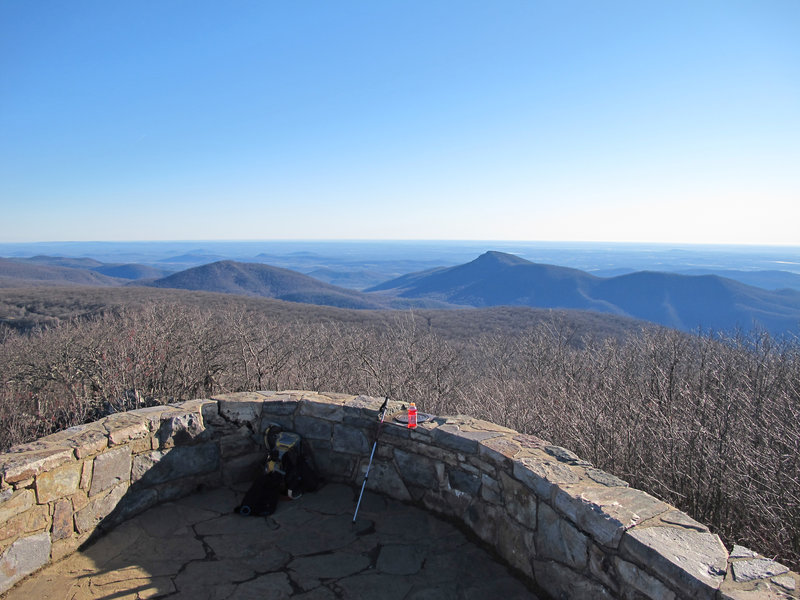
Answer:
0;391;797;599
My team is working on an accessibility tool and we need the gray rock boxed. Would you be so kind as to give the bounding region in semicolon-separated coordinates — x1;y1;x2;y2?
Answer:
479;436;523;470
298;398;344;422
131;444;219;487
290;552;370;579
274;515;359;556
295;415;333;441
394;449;438;489
90;445;132;497
554;484;670;548
306;442;356;482
157;410;206;447
260;395;300;421
51;498;74;541
718;580;794;600
589;543;620;593
732;558;789;582
0;447;74;484
432;424;479;454
75;482;128;533
219;427;258;458
615;557;677;600
102;413;149;446
651;509;709;532
730;544;760;559
336;573;413;600
536;501;589;570
772;574;796;591
0;489;35;524
545;445;590;466
115;488;159;521
480;473;502;504
586;468;628;487
155;472;221;503
69;427;109;459
172;559;253;599
513;455;582;501
377;543;424;575
222;452;263;485
533;559;614;599
499;471;537;527
214;392;265;425
364;461;411;502
232;571;295;600
333;424;368;454
447;468;481;496
620;526;727;599
0;532;51;594
35;461;82;503
259;414;295;433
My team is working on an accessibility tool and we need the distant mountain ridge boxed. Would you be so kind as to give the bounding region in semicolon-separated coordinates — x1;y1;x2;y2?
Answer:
369;251;800;335
140;260;447;310
3;251;799;334
2;256;170;282
0;258;124;287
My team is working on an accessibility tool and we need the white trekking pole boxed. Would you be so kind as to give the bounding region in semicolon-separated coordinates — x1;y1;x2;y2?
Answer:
353;397;389;523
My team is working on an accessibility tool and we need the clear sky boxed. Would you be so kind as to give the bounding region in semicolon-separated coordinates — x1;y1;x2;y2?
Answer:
1;1;798;245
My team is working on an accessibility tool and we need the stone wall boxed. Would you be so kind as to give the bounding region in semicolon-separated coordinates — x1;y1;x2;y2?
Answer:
0;391;797;599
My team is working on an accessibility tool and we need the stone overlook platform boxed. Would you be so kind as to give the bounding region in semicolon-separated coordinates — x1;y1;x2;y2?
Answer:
2;483;535;599
0;391;797;600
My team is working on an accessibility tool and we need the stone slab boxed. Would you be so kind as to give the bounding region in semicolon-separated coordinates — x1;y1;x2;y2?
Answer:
74;483;128;533
332;424;368;454
554;483;670;548
499;471;537;527
90;445;132;496
298;396;345;422
157;409;207;448
66;426;109;459
0;532;51;593
621;525;728;599
431;424;498;454
393;449;438;489
615;557;677;600
479;436;523;469
102;413;149;446
35;461;82;504
295;415;333;441
732;558;790;582
0;448;75;484
0;490;34;525
376;543;424;575
533;559;613;599
513;454;583;500
132;444;220;487
213;392;267;425
537;501;589;570
51;498;74;541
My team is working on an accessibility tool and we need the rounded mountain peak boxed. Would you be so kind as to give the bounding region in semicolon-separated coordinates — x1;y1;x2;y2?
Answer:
473;251;532;267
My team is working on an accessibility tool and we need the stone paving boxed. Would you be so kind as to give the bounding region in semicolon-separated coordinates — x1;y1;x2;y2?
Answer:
1;483;538;599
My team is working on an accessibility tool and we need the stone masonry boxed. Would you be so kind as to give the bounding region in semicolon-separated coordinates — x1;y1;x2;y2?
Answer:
0;391;797;599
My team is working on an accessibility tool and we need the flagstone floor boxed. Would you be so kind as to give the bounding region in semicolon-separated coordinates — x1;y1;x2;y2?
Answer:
2;483;538;599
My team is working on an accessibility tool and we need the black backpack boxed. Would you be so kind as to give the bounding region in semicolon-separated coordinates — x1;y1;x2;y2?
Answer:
236;425;320;516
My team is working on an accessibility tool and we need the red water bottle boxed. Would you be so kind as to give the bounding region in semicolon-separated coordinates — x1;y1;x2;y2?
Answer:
407;402;417;429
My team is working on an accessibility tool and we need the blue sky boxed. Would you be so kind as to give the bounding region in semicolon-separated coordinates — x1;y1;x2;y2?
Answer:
1;1;798;244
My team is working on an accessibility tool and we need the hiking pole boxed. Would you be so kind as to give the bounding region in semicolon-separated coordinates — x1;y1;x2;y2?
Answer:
353;396;389;523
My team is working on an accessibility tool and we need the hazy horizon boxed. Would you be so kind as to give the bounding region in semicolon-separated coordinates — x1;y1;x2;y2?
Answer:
2;2;799;245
